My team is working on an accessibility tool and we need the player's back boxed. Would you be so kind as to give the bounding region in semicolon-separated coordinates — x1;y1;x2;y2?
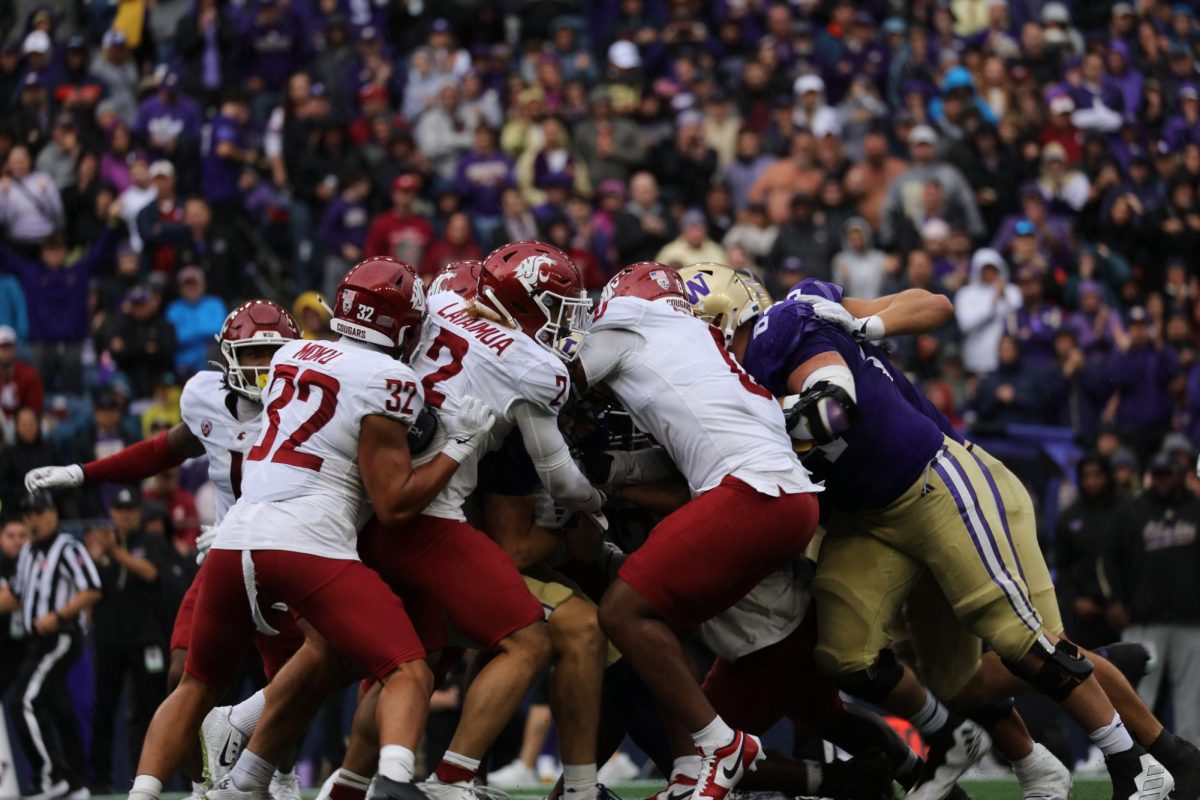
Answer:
217;336;423;558
585;296;815;497
409;291;570;519
743;299;944;510
179;369;264;524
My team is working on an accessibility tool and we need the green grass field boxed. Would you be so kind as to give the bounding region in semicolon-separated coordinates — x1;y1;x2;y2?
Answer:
124;778;1112;800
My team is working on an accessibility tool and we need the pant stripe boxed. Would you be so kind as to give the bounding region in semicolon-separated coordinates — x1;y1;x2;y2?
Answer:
933;450;1041;633
22;633;72;789
967;450;1029;586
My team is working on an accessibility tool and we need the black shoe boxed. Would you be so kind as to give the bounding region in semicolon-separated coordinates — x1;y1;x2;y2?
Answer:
908;714;991;800
375;777;430;800
1107;745;1174;800
820;752;896;800
1149;732;1200;800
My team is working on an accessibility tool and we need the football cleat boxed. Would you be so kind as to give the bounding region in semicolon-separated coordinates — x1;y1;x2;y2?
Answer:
415;780;475;800
907;715;991;800
691;730;764;800
644;773;697;800
1149;731;1200;800
186;782;211;800
1013;743;1071;800
598;752;642;784
201;706;245;787
269;771;301;800
1107;747;1173;800
205;775;270;800
486;761;539;789
23;779;69;800
373;777;429;800
819;753;896;800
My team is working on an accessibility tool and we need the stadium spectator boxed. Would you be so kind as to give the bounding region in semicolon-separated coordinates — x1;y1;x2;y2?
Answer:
972;335;1048;425
766;192;835;284
164;267;225;375
364;173;435;265
292;292;334;341
655;209;728;268
1105;306;1180;460
101;283;178;399
1109;453;1200;743
34;115;82;191
91;30;138;125
879;124;984;248
0;519;29;693
318;171;371;299
0;326;43;426
615;172;675;264
954;248;1022;375
832;217;887;300
419;211;482;280
0;145;64;254
0;407;56;512
88;487;170;794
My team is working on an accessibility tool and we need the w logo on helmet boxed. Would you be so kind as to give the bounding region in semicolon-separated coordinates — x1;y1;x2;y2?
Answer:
684;274;711;303
514;255;556;291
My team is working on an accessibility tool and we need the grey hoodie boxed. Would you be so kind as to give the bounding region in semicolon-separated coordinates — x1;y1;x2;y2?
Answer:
832;217;887;299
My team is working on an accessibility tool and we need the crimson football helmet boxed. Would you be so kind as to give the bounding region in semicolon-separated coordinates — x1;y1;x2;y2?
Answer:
476;240;591;361
331;256;427;361
218;300;301;401
428;259;483;299
600;261;694;315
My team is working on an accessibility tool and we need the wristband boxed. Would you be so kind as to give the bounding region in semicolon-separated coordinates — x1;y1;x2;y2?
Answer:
859;315;886;341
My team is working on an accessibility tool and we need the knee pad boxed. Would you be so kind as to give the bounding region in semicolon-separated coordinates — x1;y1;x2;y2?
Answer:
1004;636;1094;702
965;697;1016;729
836;649;904;704
1094;641;1151;686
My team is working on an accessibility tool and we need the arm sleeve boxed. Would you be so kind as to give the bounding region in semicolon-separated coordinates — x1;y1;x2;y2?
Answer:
512;401;603;512
576;328;638;388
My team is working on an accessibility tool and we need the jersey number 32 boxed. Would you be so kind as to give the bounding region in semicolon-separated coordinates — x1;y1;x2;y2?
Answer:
247;365;340;472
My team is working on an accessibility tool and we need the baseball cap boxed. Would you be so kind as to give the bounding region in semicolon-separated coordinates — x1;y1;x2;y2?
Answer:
149;160;175;179
908;124;938;146
0;326;17;346
20;490;55;513
1148;451;1177;475
102;29;127;48
598;178;626;198
1182;84;1200;101
1049;95;1075;114
780;256;806;272
608;40;641;70
921;218;951;241
178;265;204;284
1041;142;1067;161
1041;2;1070;23
21;72;44;89
794;74;825;96
392;173;419;192
1128;306;1149;323
1015;219;1036;237
1019;181;1045;200
1163;432;1196;457
22;30;51;55
680;209;707;228
430;17;451;33
1112;2;1135;15
111;486;142;509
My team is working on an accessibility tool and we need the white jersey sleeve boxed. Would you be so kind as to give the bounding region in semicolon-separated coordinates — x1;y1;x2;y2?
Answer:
179;370;263;524
213;338;422;559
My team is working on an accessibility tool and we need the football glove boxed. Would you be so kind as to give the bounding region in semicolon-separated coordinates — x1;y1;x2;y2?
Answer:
194;525;216;565
25;464;83;493
793;294;885;342
440;395;497;463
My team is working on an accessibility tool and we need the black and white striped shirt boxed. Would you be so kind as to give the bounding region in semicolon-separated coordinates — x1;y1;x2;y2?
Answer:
7;534;101;635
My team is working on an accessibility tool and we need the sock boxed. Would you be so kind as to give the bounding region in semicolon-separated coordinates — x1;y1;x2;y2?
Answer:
230;749;275;792
563;763;598;798
434;751;479;784
671;755;702;780
229;691;266;735
910;692;950;735
329;768;371;800
380;745;417;783
130;775;162;800
1090;712;1135;757
691;716;735;751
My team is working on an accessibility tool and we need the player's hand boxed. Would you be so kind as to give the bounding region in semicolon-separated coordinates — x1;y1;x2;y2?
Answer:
194;525;217;565
25;464;84;493
793;294;883;342
441;395;497;463
34;612;59;635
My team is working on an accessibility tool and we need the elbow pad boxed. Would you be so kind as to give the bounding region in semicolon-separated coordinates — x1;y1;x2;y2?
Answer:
783;366;858;445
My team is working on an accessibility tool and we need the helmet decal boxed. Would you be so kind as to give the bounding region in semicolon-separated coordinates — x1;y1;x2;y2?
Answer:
514;254;557;292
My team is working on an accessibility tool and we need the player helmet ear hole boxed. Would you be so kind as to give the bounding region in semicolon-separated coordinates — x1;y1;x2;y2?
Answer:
219;300;301;402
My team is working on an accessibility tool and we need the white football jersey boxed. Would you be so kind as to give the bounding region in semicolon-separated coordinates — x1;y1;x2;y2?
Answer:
214;337;423;559
409;292;571;520
577;297;818;496
178;370;262;524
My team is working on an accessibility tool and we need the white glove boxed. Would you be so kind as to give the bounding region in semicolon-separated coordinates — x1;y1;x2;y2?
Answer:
25;464;84;493
793;294;884;342
194;525;217;565
440;395;497;463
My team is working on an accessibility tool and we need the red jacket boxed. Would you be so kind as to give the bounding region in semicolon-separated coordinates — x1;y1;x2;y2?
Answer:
0;360;44;419
364;211;436;269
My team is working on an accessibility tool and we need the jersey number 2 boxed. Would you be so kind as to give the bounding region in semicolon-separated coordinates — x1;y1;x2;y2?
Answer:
421;329;469;408
247;364;340;472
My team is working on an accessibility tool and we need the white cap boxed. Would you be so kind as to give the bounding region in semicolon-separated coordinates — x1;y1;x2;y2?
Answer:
1049;95;1075;114
608;40;641;70
1042;2;1070;23
148;160;175;178
793;74;825;95
812;115;841;138
22;30;51;55
920;218;951;241
908;124;938;146
0;326;16;346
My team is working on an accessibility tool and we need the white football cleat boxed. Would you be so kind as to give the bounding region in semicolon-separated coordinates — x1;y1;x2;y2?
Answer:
691;730;764;800
487;761;538;789
598;752;641;784
205;775;270;800
907;715;991;800
201;706;245;787
1107;747;1174;800
1014;743;1071;800
269;771;301;800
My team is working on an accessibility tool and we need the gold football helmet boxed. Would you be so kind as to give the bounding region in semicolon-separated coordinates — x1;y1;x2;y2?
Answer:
678;262;764;344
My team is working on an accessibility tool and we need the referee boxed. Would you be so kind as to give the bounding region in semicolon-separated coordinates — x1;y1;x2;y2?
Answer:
0;491;101;800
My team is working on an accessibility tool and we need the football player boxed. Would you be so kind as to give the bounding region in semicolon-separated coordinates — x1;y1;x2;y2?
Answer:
125;258;496;800
26;301;305;800
727;268;1173;800
794;276;1200;800
574;262;822;800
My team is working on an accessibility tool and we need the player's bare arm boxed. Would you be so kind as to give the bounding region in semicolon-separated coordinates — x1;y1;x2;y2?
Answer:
840;289;954;337
357;414;465;527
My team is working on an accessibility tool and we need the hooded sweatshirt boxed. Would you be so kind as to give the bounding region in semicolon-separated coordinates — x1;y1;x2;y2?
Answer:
832;217;887;299
954;248;1022;374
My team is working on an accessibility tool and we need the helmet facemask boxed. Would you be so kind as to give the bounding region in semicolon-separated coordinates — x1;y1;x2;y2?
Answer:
220;338;284;402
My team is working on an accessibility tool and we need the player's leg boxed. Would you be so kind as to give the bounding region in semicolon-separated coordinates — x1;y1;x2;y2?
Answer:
922;441;1173;799
316;682;383;800
130;550;255;800
169;576;207;795
600;480;818;800
213;553;431;800
360;515;549;797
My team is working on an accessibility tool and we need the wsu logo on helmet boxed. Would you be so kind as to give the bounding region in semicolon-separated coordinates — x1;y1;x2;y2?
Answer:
411;276;427;312
514;254;556;291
